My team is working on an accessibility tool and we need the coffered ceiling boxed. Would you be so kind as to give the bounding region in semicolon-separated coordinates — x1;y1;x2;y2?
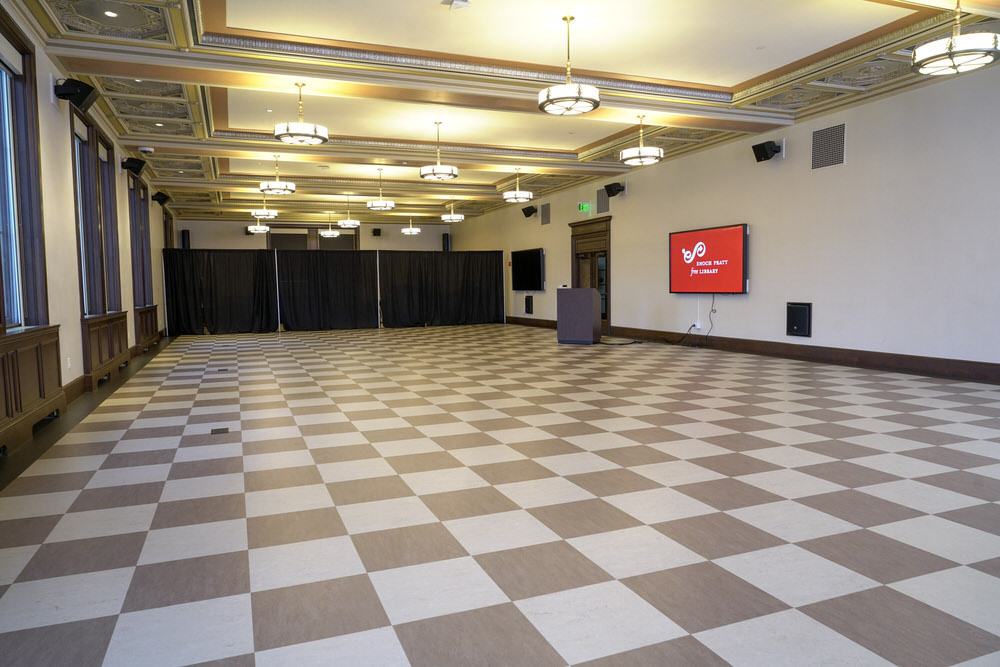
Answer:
16;0;1000;226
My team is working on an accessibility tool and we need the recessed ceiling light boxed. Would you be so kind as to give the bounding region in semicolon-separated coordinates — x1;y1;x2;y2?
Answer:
178;170;184;174
266;109;272;113
134;79;142;83
104;10;118;18
155;122;164;127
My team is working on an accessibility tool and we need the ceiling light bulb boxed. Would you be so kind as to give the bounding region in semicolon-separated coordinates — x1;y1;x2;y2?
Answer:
248;224;270;234
104;10;118;18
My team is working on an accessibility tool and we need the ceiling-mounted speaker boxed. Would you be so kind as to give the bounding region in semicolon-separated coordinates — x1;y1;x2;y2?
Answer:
151;191;170;205
604;182;626;198
752;139;784;162
521;205;538;218
53;78;98;112
121;157;146;176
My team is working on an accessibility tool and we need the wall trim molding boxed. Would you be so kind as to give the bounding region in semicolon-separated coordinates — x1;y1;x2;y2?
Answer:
507;316;556;329
63;375;86;404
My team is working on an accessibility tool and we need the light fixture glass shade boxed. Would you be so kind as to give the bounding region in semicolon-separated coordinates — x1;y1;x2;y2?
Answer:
538;82;600;115
247;224;270;234
337;218;360;229
420;164;459;180
250;208;277;219
319;228;340;238
274;121;329;145
402;223;421;235
502;190;533;203
912;31;1000;74
367;199;395;211
620;145;664;166
259;180;295;195
442;212;464;223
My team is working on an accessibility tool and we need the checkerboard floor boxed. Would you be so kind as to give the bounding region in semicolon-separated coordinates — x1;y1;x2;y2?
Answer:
2;324;1000;666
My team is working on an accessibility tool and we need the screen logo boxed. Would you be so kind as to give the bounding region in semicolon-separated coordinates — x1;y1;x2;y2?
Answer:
682;241;706;264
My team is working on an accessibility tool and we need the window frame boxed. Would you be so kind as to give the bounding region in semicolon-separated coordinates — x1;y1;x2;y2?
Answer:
128;172;153;308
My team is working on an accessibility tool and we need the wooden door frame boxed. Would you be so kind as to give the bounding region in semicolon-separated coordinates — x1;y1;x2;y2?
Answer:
569;215;611;335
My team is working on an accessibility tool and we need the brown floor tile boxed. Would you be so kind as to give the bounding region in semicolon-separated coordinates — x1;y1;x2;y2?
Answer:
577;636;728;667
797;440;884;460
247;507;347;549
797;489;922;527
971;556;1000;577
711;417;784;434
917;471;1000;501
309;444;382;464
802;587;1000;665
432;433;502;450
168;457;243;480
187;411;241;424
471;460;557;485
122;551;250;612
73;419;134;432
0;615;117;667
595;445;676;467
938;503;1000;536
352;523;468;571
421;487;519;521
101;449;176;469
690;453;781;477
251;575;389;651
703;433;782;452
654;512;785;559
151;494;246;530
796;461;901;488
528;499;641;539
244;465;323;492
326;476;414;505
242;437;308;456
341;409;398;421
475;541;611;600
800;529;955;583
624;562;788;633
673;478;783;510
565;469;663;497
123;425;185;440
797;423;872;439
538;422;604;438
903;447;1000;469
42;442;117;458
242;416;297;431
0;515;61;548
395;602;563;667
508;439;583;458
179;431;244;447
16;532;147;581
887;428;966;446
363;427;426;443
0;471;95;497
403;413;462;427
298;423;357;438
68;482;165;512
386;451;462;474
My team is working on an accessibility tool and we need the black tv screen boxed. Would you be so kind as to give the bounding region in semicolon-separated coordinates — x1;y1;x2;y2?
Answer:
511;248;544;291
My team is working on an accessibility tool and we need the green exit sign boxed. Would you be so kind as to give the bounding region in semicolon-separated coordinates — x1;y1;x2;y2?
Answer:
578;202;591;212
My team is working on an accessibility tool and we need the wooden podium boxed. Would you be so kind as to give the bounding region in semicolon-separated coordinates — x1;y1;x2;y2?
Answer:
557;288;601;344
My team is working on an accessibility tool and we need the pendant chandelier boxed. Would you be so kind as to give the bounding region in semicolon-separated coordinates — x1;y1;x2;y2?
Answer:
319;211;340;238
620;115;663;166
502;167;533;203
420;122;458;180
912;1;1000;75
247;223;270;234
402;219;421;235
538;16;600;115
251;195;277;220
441;202;464;223
260;155;295;195
367;168;395;211
338;195;360;228
274;82;328;145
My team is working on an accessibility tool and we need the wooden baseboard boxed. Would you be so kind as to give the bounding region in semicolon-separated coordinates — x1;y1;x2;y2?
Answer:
0;391;66;455
83;349;131;392
609;325;1000;384
506;316;556;329
63;375;85;404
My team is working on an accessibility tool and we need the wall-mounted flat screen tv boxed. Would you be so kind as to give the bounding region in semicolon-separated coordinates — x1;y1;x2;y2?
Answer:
511;248;544;291
669;224;748;294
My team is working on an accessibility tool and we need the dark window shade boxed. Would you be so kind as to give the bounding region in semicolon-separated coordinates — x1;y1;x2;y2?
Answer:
98;139;121;312
74;129;104;315
128;175;153;307
276;250;378;330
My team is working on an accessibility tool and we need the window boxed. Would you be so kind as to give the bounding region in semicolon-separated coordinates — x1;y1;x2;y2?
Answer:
128;173;153;307
0;13;46;333
72;111;121;316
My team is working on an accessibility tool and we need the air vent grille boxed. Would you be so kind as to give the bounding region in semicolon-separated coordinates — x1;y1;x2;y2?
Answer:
812;123;845;169
596;188;609;213
541;203;550;225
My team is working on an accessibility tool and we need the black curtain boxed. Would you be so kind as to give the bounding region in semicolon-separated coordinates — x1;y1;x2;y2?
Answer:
277;251;378;330
379;251;503;327
164;249;278;335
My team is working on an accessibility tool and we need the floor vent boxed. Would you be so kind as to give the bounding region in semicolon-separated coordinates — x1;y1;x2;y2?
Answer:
210;427;230;435
812;123;845;169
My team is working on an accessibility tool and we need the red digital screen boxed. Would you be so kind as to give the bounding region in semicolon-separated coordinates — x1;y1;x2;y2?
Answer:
669;224;748;294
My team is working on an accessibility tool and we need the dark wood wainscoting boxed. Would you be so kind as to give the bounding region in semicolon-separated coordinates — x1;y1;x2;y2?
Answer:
82;312;130;391
0;326;67;453
134;305;160;353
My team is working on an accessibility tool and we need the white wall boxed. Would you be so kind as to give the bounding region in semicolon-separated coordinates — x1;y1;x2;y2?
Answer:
360;223;450;251
179;220;268;249
453;66;1000;364
176;220;452;252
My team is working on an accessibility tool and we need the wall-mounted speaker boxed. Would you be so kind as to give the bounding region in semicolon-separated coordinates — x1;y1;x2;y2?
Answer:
604;182;626;198
752;140;784;162
53;79;98;112
442;233;451;252
372;228;381;237
787;302;811;337
524;295;533;315
121;157;146;176
521;205;538;218
151;191;170;205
